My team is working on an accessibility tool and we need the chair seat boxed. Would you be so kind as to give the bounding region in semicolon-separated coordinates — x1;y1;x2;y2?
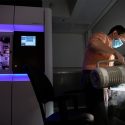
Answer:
46;109;94;125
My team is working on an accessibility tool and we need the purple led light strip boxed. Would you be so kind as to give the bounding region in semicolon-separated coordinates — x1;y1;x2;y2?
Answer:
0;74;30;81
0;24;44;32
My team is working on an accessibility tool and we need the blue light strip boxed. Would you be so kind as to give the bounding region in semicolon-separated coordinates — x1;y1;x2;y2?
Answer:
0;74;30;81
0;24;44;32
14;24;44;32
0;24;13;32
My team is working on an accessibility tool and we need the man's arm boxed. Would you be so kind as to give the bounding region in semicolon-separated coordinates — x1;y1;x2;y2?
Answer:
89;39;125;64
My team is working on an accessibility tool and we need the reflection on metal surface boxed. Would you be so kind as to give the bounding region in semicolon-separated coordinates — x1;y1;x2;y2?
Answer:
109;84;125;122
109;84;125;106
111;83;125;91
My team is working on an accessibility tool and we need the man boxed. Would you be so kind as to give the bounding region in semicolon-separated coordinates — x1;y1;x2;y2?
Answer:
82;25;125;125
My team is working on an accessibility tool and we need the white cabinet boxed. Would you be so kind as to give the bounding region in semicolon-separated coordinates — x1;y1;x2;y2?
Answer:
14;6;44;25
0;5;44;25
0;76;44;125
12;82;44;125
0;5;14;24
0;82;11;125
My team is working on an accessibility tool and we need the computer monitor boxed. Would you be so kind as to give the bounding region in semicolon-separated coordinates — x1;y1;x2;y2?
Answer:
13;31;45;73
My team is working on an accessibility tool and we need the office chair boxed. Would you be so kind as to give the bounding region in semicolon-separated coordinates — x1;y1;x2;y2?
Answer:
26;67;94;125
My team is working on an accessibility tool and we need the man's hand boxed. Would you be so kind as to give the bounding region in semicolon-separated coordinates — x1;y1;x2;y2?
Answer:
114;51;125;64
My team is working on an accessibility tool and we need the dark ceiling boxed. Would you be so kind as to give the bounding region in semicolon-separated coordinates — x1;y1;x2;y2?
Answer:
0;0;42;7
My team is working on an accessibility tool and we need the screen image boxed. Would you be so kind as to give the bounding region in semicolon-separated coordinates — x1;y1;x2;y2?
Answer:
21;36;36;46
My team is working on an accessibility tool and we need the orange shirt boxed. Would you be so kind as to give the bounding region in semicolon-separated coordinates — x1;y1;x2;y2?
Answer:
83;32;114;70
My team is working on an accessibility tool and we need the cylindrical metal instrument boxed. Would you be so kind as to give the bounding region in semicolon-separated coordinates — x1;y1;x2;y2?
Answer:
91;60;125;88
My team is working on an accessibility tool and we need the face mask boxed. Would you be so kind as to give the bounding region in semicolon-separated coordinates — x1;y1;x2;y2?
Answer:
112;38;123;48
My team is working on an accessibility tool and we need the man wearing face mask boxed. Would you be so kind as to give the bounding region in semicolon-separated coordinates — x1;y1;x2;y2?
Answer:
82;25;125;125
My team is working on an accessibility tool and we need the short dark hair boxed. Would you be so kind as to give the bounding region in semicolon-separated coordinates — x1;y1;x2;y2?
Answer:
108;25;125;35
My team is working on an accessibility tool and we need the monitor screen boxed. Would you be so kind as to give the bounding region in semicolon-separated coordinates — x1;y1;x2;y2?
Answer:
21;36;36;46
13;31;45;73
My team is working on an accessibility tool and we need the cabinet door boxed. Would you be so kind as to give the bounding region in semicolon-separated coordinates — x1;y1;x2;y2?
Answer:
14;6;44;25
0;5;14;24
0;82;11;125
13;82;44;125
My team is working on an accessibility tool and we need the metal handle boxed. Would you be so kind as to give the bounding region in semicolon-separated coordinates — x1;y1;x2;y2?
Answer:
96;59;120;68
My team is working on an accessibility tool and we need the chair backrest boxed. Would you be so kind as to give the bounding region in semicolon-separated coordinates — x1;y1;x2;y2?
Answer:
27;67;54;102
26;67;54;121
